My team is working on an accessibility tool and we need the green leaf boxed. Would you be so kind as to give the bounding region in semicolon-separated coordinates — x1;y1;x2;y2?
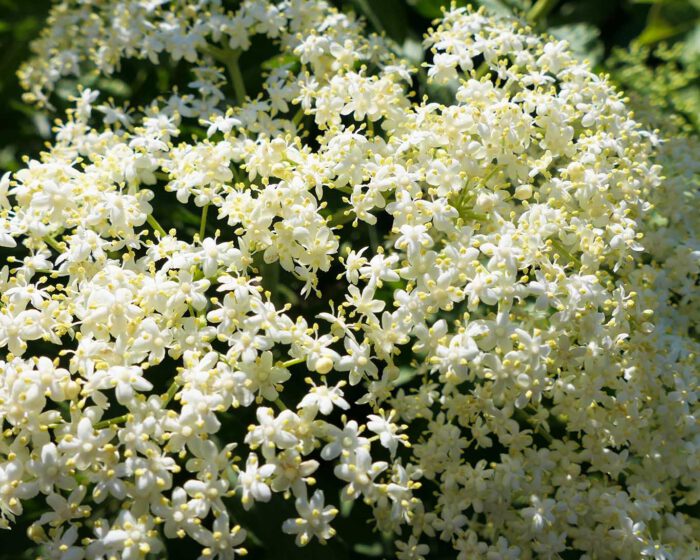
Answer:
9;99;36;118
638;0;699;45
95;77;131;97
550;23;604;65
408;0;513;20
353;542;384;557
638;19;693;45
261;53;300;71
360;0;409;42
408;0;448;19
681;25;700;69
475;0;514;17
340;491;355;517
395;365;418;387
402;37;424;64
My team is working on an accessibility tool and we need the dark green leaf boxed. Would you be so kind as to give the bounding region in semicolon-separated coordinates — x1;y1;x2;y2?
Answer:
261;53;300;71
638;0;699;45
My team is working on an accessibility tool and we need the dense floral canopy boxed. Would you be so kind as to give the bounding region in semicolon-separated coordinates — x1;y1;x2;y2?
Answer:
0;1;698;559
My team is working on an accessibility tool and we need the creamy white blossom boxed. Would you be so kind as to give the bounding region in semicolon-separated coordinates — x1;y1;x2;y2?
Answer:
0;2;698;559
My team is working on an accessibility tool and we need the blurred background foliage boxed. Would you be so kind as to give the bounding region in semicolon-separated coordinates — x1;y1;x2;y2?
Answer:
0;0;697;558
0;0;52;172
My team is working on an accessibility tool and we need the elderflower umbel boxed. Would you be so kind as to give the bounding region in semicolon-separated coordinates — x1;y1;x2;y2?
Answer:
0;1;697;559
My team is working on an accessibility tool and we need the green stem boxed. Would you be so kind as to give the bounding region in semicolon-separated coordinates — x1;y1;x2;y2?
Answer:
526;0;559;25
147;214;168;237
274;398;289;411
277;283;300;305
368;222;379;252
354;0;386;35
199;203;209;240
205;45;247;105
460;210;488;221
47;381;181;432
231;165;244;186
254;253;280;304
514;408;553;444
292;107;305;127
474;61;490;80
328;206;356;227
94;414;129;430
227;51;247;106
264;260;280;304
175;206;202;227
281;357;304;368
482;166;500;185
162;381;181;407
550;238;577;265
334;185;353;195
43;236;63;252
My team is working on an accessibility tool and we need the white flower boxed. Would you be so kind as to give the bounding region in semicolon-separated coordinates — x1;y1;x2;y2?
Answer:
58;419;113;471
130;318;172;365
366;410;407;456
93;510;163;559
344;280;385;318
167;269;211;313
521;495;557;532
237;454;275;510
334;447;387;499
0;2;696;558
298;381;349;415
321;420;368;461
396;536;430;560
0;172;11;209
336;337;378;385
28;443;74;494
245;407;298;453
89;365;153;405
192;512;247;560
236;351;291;402
282;490;338;546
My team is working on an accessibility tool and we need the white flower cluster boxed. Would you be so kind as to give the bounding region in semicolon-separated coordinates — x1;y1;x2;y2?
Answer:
1;1;698;559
